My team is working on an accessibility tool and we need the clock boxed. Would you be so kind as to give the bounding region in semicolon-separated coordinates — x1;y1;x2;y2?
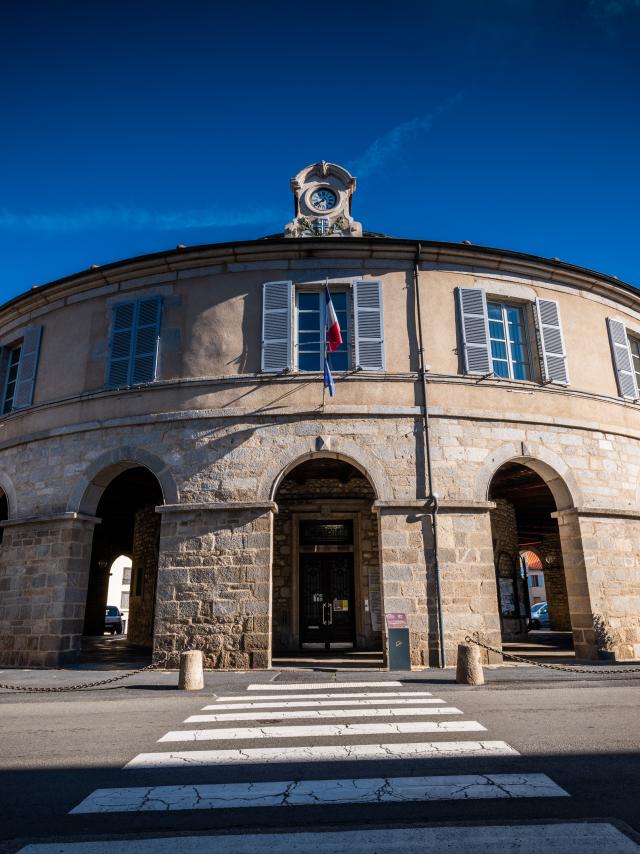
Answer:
310;188;337;211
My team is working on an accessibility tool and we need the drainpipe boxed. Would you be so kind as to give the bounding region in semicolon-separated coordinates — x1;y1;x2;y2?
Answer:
414;243;446;668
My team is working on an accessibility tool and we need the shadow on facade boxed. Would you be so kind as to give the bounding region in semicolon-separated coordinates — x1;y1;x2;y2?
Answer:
81;467;163;662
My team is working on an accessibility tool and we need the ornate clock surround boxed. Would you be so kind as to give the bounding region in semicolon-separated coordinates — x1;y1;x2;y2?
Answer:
285;161;363;238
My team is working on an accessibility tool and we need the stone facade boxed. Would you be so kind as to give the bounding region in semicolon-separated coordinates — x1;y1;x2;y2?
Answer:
1;232;640;668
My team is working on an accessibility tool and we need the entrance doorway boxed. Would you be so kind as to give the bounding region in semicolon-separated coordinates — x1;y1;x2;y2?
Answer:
300;553;355;648
271;457;382;659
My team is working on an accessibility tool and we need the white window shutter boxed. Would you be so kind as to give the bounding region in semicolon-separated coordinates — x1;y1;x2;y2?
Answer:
456;287;491;374
607;317;638;399
132;296;162;384
353;280;384;370
262;280;293;372
107;302;135;387
13;325;43;409
535;297;569;385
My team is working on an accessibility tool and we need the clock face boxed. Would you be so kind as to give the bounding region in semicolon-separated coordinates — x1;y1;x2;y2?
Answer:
310;188;337;211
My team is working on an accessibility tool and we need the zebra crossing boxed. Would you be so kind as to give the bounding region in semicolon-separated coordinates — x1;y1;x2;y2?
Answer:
17;679;640;852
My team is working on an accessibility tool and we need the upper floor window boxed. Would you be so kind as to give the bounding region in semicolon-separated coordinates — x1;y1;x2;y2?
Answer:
457;287;568;385
296;290;349;372
107;297;162;388
2;346;22;414
0;324;43;413
487;302;530;381
262;280;384;374
629;336;640;392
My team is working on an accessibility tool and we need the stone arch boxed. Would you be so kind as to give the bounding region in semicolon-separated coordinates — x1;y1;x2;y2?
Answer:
0;471;18;519
67;446;179;516
261;440;389;503
474;442;581;511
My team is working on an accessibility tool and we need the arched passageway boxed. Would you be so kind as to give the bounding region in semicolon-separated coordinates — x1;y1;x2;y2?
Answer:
82;466;163;658
489;462;578;656
272;457;383;658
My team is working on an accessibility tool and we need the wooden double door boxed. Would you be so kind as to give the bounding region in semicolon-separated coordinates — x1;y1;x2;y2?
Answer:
299;553;355;648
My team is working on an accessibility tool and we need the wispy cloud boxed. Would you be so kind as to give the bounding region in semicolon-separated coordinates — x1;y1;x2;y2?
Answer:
587;0;640;23
0;205;286;234
347;94;463;178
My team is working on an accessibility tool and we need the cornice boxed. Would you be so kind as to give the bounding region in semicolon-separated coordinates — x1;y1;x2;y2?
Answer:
1;237;638;325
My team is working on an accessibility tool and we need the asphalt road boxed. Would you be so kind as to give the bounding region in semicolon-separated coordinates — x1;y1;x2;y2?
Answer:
1;668;639;852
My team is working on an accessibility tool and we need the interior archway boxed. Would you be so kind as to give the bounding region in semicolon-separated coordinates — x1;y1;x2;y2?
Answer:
489;461;578;658
81;466;163;661
272;457;383;663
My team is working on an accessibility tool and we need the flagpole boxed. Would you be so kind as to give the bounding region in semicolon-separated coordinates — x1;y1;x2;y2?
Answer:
322;277;328;411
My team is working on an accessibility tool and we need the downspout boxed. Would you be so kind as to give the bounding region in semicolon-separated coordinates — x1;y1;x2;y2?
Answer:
414;243;446;668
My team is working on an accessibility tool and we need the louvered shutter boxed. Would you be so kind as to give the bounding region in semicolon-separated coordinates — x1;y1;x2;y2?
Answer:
456;287;491;374
535;298;569;385
607;317;638;399
13;325;43;409
261;281;292;372
353;280;384;370
0;347;7;409
132;297;162;384
107;302;135;387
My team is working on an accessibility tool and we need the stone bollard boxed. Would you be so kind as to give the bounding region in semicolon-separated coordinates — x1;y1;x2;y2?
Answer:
456;643;484;685
178;650;204;690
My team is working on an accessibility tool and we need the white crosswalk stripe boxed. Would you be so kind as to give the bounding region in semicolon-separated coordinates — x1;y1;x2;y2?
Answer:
203;695;438;709
246;681;403;690
70;773;569;813
159;719;485;742
125;740;518;769
214;691;434;702
183;705;462;723
21;823;640;853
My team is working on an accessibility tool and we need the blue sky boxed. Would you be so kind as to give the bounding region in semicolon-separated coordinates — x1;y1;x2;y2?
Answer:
1;0;639;301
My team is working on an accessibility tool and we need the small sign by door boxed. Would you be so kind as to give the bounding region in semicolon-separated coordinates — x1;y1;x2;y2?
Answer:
385;612;407;628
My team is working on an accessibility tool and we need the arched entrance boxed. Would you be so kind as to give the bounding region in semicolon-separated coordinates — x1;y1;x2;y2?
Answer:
81;466;163;660
0;488;7;544
488;461;578;656
272;457;383;659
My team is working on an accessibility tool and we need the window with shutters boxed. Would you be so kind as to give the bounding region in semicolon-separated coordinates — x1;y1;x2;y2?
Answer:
261;279;384;373
106;297;162;388
296;289;350;372
2;346;22;414
487;302;531;380
457;287;568;385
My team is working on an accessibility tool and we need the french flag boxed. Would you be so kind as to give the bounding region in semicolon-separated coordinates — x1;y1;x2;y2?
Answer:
324;285;343;352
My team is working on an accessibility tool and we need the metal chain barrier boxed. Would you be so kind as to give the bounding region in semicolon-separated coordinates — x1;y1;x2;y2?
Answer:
465;635;640;675
0;661;159;693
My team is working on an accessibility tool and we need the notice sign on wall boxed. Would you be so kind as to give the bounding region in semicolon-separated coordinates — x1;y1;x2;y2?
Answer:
385;612;408;629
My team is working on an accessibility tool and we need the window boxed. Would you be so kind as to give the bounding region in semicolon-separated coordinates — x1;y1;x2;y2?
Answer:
457;288;568;384
629;337;640;393
2;346;21;414
262;280;384;373
107;297;162;387
296;290;349;372
487;302;530;380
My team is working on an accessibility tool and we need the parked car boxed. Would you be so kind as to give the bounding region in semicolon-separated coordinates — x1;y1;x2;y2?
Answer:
528;601;550;630
105;605;123;635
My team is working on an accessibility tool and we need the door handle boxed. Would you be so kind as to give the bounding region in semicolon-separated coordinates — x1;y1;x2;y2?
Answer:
323;603;333;626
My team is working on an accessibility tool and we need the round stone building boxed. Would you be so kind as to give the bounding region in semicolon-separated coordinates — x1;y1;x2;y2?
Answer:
1;161;639;670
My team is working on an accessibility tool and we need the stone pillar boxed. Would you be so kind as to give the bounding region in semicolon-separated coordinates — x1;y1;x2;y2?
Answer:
555;508;640;661
437;502;502;666
153;501;275;670
127;505;161;647
0;513;98;667
376;504;429;667
553;509;597;659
